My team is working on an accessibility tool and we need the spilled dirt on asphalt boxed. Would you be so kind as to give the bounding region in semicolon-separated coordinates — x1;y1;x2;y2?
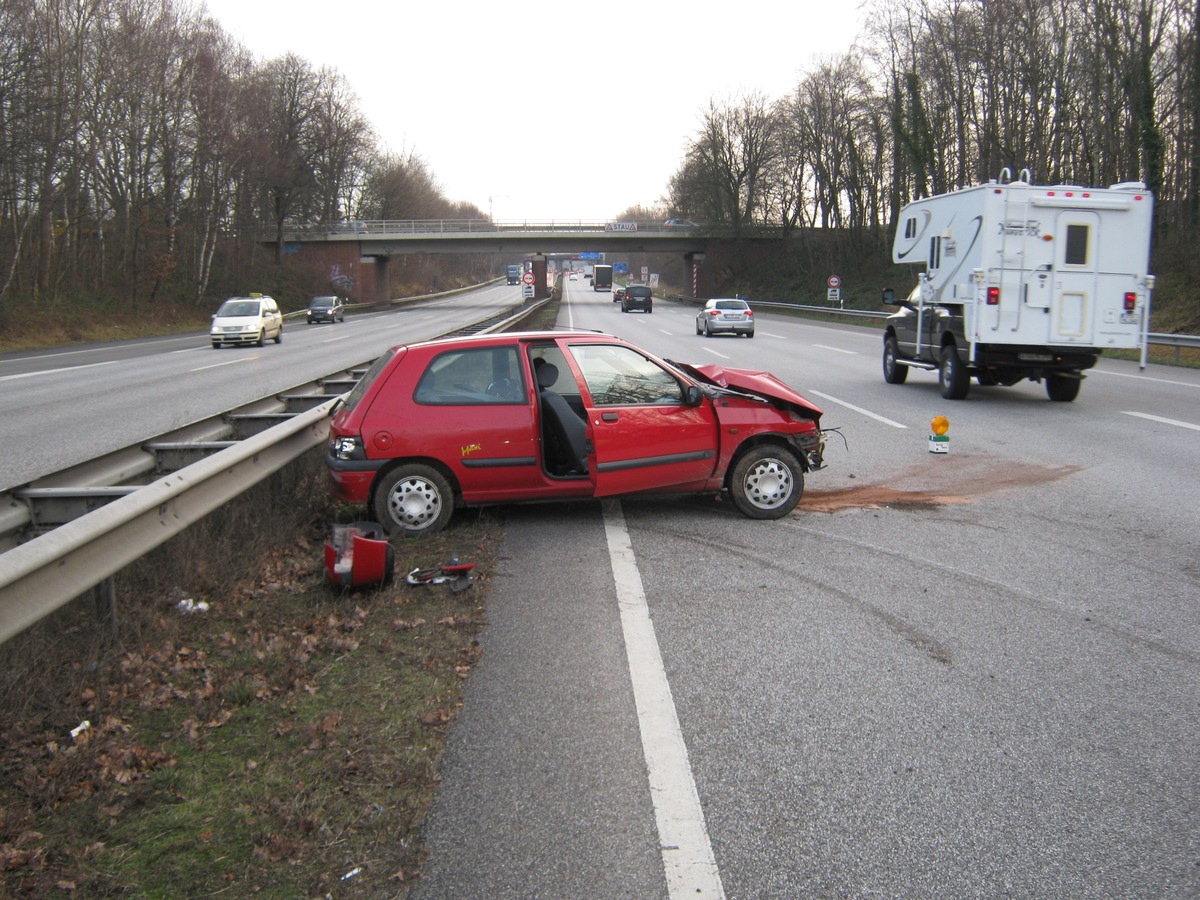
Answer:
800;452;1083;513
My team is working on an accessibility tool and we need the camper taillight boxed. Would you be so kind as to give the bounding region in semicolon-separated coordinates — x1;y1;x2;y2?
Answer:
1124;292;1137;311
986;287;1000;305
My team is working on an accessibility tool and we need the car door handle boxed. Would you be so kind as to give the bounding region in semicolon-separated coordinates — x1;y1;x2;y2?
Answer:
601;412;619;422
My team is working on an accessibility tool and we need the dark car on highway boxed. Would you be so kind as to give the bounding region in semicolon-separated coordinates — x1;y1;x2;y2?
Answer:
325;331;825;534
621;284;653;313
307;295;346;324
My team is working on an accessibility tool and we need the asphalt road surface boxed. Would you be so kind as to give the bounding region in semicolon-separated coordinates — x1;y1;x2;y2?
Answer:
413;280;1199;898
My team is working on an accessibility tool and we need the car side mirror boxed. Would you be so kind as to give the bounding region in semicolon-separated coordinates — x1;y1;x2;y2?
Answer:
882;287;896;306
684;385;704;407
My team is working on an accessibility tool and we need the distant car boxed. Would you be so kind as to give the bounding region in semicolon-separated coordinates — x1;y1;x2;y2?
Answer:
569;273;577;281
613;287;626;304
697;298;754;337
307;295;346;324
622;284;653;313
584;273;593;280
664;218;699;230
211;294;283;348
325;330;825;534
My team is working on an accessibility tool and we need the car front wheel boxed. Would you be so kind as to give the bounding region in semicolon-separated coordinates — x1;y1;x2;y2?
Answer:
373;464;455;535
883;334;908;384
728;445;803;519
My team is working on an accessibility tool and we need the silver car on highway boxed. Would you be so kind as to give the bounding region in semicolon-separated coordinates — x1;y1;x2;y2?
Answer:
696;298;754;338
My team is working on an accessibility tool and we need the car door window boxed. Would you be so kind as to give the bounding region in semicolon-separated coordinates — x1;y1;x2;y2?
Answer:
567;344;683;406
414;346;526;404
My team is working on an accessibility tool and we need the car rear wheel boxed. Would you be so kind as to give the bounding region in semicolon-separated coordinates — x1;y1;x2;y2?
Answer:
1046;372;1082;402
938;345;969;399
373;464;455;535
704;321;712;337
729;445;803;519
274;325;282;344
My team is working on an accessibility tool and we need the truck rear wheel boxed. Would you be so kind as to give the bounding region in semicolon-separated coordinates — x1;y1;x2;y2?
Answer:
1046;373;1082;402
883;334;908;384
939;345;970;400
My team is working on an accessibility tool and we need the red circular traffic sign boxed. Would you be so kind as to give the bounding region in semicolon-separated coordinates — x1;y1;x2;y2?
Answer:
827;274;842;288
521;271;535;285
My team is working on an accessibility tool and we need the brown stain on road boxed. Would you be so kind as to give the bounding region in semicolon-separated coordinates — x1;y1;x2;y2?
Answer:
800;452;1083;513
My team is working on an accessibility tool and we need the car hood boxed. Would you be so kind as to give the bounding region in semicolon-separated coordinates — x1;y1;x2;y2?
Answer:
212;315;263;326
676;363;823;421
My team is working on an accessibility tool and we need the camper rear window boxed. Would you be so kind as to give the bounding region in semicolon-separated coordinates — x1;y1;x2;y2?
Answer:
1064;224;1090;266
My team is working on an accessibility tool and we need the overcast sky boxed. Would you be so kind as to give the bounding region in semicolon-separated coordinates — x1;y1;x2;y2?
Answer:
201;1;865;222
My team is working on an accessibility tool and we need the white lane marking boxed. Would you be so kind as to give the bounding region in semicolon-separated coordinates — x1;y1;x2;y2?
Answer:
602;501;725;900
1093;369;1200;389
759;331;786;339
700;347;730;359
190;356;256;372
1122;411;1200;432
813;344;857;355
809;390;908;428
0;359;121;382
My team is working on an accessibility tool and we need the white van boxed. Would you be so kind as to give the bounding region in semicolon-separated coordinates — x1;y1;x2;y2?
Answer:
210;294;283;348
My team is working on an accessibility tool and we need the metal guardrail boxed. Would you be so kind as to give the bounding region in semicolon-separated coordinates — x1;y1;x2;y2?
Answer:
0;401;334;644
0;297;551;646
699;299;1199;356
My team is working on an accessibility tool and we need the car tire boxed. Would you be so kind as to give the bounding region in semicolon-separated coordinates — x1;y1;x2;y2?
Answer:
938;344;970;399
729;445;803;519
883;334;908;384
212;342;221;349
372;464;455;535
1046;372;1082;402
704;321;712;337
696;320;703;335
746;329;754;338
256;330;265;347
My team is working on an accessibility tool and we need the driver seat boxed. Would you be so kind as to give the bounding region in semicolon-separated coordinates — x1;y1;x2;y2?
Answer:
535;362;589;476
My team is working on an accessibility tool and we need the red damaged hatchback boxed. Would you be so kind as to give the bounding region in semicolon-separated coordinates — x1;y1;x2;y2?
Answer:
325;331;826;534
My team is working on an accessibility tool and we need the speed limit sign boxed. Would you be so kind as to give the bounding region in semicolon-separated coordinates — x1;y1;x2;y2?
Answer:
827;274;841;289
521;271;535;286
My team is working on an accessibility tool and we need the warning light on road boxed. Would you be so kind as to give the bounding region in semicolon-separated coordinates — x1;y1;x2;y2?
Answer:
929;415;950;453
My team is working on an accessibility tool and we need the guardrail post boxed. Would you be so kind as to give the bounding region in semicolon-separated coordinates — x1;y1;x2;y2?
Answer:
92;577;117;631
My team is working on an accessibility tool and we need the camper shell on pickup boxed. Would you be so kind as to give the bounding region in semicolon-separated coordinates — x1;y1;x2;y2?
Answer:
881;170;1155;401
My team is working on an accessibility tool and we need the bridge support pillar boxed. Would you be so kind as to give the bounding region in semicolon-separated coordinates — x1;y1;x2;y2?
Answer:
685;252;708;299
368;255;389;302
531;254;549;299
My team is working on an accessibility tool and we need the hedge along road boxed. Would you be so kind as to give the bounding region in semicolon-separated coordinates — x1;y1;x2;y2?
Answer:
412;279;1200;897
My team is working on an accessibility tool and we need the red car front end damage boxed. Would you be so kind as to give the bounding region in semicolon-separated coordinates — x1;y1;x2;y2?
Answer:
326;332;826;534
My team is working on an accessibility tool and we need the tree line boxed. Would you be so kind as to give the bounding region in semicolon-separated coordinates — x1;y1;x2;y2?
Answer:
668;0;1197;255
2;0;1195;315
0;0;480;310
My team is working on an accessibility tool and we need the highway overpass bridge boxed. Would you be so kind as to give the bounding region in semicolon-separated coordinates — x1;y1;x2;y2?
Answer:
271;219;785;303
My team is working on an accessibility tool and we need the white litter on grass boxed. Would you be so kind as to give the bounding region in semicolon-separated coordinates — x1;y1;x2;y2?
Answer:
69;720;91;741
175;598;210;613
341;867;363;881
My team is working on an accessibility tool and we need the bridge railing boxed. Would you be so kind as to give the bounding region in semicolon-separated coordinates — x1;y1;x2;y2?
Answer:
277;219;771;239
